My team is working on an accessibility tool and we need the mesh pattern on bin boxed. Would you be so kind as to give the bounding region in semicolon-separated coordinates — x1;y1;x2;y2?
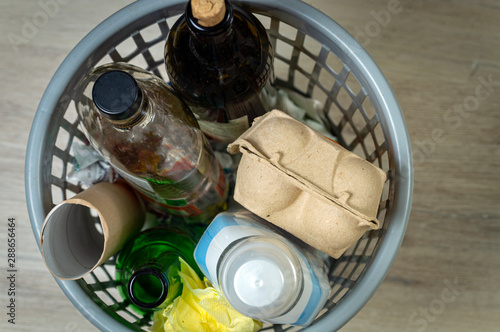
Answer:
39;2;401;331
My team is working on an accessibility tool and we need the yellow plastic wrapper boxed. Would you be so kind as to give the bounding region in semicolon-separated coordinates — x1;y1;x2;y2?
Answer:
151;258;262;332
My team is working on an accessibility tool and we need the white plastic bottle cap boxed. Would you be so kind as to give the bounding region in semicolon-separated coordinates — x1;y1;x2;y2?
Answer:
218;236;303;319
234;259;284;307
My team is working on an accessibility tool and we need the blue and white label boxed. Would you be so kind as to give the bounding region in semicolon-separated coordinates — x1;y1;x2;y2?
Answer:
193;210;331;327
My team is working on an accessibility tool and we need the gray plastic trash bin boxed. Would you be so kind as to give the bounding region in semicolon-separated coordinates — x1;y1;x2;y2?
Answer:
25;0;413;331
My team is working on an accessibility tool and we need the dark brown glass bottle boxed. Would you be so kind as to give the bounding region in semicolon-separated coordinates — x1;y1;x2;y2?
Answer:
165;0;276;144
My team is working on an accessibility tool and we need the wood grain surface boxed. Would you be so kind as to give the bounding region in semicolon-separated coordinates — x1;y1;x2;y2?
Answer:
0;0;499;331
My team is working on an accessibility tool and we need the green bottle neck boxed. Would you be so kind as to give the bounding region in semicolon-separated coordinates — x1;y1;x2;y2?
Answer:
116;227;202;311
127;254;184;310
128;266;170;309
126;246;186;310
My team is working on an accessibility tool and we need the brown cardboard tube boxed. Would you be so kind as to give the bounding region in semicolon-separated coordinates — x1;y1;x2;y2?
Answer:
41;180;145;280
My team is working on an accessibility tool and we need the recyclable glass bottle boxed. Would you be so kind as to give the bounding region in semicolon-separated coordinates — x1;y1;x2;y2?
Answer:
194;210;331;327
115;226;202;315
165;0;276;144
75;63;228;223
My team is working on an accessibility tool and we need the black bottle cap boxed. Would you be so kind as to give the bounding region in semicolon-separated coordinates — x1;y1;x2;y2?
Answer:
92;70;143;121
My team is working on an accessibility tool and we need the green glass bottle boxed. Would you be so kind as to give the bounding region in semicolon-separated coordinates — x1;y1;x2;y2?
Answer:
165;0;276;144
115;226;202;315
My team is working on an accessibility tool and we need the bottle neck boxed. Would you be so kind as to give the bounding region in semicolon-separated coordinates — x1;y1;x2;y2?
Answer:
116;227;200;311
128;266;170;309
106;90;149;130
124;242;185;310
186;0;235;64
127;252;183;310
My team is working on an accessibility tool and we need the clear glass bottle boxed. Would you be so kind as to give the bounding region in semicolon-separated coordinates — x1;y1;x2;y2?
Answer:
165;0;276;144
115;226;201;315
75;63;228;223
194;209;331;327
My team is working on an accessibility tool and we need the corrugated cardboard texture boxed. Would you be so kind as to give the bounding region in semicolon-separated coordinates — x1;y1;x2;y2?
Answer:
228;110;387;258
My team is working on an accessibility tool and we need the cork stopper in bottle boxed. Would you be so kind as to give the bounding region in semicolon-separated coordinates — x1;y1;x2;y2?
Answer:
191;0;226;27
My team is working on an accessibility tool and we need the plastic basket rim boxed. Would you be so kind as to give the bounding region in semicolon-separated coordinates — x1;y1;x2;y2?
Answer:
25;0;413;331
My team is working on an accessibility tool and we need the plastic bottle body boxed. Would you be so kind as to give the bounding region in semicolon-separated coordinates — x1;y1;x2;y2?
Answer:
165;0;276;143
76;63;228;223
194;210;331;326
115;226;201;315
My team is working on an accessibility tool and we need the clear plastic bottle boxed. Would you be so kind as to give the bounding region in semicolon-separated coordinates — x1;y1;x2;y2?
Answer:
165;0;276;144
75;63;228;223
194;209;331;327
115;226;202;315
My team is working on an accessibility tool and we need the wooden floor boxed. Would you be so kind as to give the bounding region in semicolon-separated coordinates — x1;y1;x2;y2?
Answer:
1;0;499;331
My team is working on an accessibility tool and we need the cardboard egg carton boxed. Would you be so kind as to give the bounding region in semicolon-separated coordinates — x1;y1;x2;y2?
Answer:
227;110;387;258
